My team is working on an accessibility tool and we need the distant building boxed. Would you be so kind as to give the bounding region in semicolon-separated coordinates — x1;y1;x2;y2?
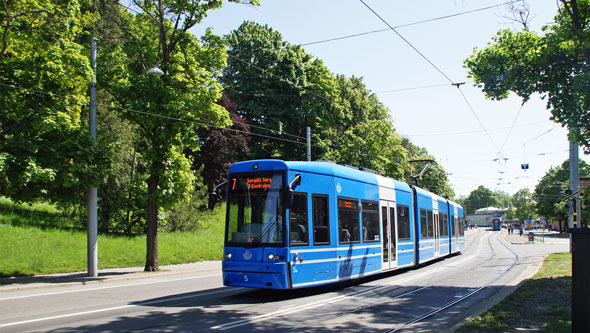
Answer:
466;207;508;227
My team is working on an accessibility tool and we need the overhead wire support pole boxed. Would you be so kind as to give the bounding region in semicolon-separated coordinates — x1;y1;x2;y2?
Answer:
88;36;98;277
569;127;580;230
307;127;311;161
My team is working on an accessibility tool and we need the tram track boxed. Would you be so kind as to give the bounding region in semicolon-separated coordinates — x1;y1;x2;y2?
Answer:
270;231;498;332
385;230;521;332
207;230;521;332
273;230;517;332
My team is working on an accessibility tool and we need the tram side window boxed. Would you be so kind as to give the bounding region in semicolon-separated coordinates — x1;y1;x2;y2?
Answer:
420;208;428;239
361;200;379;242
338;197;360;244
439;213;448;237
397;204;411;240
451;216;456;235
313;195;330;245
427;210;435;238
289;193;309;246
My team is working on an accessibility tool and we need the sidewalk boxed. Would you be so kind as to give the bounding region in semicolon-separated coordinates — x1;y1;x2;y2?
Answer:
504;230;568;244
505;232;528;244
0;261;222;293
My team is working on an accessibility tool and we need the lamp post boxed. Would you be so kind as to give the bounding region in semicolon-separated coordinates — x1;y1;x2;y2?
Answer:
147;66;164;76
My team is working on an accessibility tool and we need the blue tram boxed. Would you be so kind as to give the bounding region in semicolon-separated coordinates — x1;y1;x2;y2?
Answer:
491;218;501;231
220;160;465;289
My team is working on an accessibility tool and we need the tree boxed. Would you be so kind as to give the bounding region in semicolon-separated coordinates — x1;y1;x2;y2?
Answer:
464;185;498;214
222;22;406;178
222;21;312;160
0;0;106;205
464;0;590;151
193;92;250;192
319;75;406;179
510;188;535;222
533;159;590;230
494;190;512;209
98;0;257;271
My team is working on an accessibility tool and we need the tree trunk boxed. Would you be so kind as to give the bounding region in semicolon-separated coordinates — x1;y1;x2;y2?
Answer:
145;171;160;271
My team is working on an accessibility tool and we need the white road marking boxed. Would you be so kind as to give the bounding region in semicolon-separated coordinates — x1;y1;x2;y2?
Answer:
0;288;233;329
211;265;449;330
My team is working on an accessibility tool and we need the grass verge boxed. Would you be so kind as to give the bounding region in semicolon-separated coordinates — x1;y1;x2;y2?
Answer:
457;252;571;332
0;198;226;278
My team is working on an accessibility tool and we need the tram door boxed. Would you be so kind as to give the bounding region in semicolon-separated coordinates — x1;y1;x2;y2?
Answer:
434;210;440;257
381;200;397;270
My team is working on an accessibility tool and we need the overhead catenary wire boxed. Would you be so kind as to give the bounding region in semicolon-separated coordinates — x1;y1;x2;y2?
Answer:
299;1;522;48
358;0;455;84
455;86;501;153
357;0;502;159
499;101;526;154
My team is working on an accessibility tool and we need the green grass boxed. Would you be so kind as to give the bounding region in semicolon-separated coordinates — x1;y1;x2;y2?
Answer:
0;198;226;277
457;252;571;332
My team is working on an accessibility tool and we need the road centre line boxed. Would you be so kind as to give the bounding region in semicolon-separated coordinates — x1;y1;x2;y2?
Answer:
211;265;449;330
0;288;234;329
0;273;221;301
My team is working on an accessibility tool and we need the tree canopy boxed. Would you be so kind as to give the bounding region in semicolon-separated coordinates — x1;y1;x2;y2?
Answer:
97;0;256;271
533;159;590;225
463;185;498;214
508;188;534;222
0;0;106;204
465;0;590;151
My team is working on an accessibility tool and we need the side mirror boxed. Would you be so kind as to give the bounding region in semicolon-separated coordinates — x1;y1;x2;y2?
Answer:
208;191;218;211
284;174;301;210
284;188;294;209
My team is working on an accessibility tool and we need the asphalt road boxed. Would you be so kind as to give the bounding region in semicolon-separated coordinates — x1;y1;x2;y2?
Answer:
0;229;569;332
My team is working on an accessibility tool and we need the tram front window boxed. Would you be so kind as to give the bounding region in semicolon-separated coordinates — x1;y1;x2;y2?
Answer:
226;173;284;246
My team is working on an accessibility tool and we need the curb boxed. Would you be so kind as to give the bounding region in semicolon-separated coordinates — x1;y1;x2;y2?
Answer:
0;261;222;293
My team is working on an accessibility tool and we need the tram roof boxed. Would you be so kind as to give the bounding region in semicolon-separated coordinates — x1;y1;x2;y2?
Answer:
229;160;411;191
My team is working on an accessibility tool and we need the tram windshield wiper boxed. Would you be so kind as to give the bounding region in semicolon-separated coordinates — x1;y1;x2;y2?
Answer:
247;215;278;249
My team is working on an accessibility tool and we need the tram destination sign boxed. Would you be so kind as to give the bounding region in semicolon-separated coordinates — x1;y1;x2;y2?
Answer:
231;175;275;192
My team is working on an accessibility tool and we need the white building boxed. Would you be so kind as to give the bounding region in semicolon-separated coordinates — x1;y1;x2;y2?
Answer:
466;207;508;227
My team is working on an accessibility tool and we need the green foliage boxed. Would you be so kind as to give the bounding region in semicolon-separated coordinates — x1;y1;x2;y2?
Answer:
510;188;535;222
222;22;407;180
97;0;246;270
533;159;590;224
464;185;498;214
0;0;107;205
465;0;590;151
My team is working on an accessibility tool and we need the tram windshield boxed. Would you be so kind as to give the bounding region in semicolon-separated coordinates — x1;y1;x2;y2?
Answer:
226;173;284;247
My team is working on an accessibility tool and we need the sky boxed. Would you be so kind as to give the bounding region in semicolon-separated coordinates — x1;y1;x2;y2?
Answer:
189;0;590;197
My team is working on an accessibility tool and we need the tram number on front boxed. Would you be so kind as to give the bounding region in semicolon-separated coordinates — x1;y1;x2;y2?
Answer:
292;266;298;273
244;275;248;282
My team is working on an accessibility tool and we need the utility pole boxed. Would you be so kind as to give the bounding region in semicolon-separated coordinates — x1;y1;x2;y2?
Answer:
306;127;311;162
569;126;589;332
87;36;98;277
569;130;581;229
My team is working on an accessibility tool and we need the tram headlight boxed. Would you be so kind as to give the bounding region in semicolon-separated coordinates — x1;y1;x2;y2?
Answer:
224;252;232;259
268;253;275;260
267;253;284;260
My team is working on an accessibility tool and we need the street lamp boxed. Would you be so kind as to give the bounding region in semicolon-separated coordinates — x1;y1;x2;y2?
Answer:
147;66;164;76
